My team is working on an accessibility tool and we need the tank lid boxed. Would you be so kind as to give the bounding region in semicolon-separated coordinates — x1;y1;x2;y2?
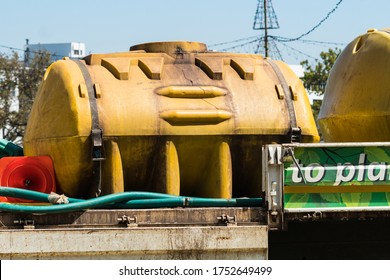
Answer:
130;41;207;55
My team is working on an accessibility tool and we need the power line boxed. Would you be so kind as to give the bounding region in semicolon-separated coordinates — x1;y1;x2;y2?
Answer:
271;36;345;47
0;44;65;59
254;36;283;59
208;36;259;48
216;38;260;52
277;40;317;61
277;0;344;42
0;44;25;53
210;0;345;62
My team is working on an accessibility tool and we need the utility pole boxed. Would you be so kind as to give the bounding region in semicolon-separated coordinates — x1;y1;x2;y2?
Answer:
24;38;30;66
263;0;268;57
253;0;279;57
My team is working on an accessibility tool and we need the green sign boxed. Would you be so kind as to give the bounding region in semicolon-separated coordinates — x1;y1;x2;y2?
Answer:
284;146;390;208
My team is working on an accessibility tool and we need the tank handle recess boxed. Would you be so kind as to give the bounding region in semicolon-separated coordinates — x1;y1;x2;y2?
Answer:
130;41;208;56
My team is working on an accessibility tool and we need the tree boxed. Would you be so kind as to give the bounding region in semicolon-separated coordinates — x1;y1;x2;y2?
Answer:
0;51;50;145
300;48;341;122
0;52;20;143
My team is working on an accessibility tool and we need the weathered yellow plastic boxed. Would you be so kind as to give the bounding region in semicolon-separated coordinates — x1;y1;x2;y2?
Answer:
319;28;390;142
24;41;319;198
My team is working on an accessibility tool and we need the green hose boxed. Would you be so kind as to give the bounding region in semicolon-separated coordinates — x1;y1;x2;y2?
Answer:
0;187;82;203
0;186;175;203
0;139;23;158
0;187;263;214
112;197;262;209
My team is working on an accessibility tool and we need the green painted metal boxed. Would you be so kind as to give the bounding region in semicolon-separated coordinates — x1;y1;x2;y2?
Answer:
284;145;390;208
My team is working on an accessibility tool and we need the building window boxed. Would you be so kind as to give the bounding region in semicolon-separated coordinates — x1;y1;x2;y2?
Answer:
74;50;80;55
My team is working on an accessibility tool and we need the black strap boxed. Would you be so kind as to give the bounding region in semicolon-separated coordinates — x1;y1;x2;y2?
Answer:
74;60;105;197
266;59;301;143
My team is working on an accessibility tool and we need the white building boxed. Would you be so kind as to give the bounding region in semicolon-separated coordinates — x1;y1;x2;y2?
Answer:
25;42;86;61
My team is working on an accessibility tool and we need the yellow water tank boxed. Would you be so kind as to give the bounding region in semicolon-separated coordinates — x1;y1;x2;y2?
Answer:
319;28;390;142
24;41;319;198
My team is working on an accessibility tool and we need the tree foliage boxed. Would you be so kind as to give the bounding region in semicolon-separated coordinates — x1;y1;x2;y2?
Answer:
300;48;341;95
0;51;50;144
300;48;341;124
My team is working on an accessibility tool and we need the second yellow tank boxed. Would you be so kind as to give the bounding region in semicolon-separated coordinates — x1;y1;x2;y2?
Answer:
319;28;390;142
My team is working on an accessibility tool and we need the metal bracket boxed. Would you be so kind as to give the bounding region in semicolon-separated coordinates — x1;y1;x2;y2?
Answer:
14;218;35;230
217;214;237;226
118;215;138;227
91;128;105;161
303;211;323;221
290;127;302;143
263;145;285;231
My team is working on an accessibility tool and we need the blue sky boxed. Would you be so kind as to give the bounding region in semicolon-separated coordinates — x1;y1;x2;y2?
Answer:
1;0;389;64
